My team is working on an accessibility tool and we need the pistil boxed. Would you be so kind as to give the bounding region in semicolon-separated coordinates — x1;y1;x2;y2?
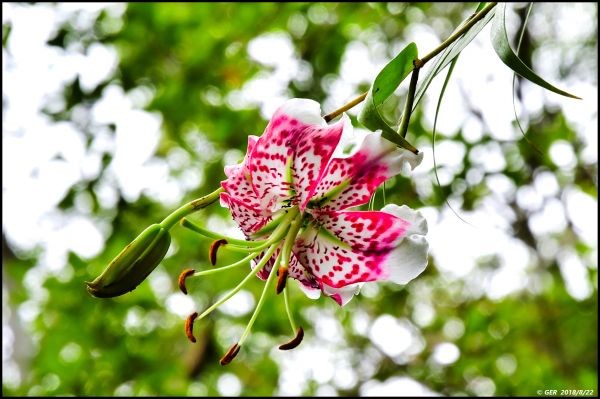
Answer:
275;214;303;294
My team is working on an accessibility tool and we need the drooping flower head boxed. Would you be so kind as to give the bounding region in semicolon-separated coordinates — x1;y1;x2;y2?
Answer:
179;98;428;364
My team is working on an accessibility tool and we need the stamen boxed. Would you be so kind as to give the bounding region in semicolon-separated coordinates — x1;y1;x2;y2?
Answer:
279;327;304;350
276;266;289;294
237;249;284;347
209;239;228;265
196;243;280;321
191;251;258;278
182;207;299;254
220;343;240;366
185;312;199;343
178;268;195;295
283;285;297;333
181;218;267;247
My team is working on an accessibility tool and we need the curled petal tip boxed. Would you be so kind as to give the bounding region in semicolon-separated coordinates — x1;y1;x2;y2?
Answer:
178;268;195;295
209;239;228;266
220;343;240;366
279;326;304;350
185;312;199;343
276;266;289;295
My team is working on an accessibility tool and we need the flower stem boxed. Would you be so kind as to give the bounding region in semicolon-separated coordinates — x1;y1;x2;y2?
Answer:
397;62;421;138
160;187;224;231
197;242;280;321
323;92;368;122
238;248;284;346
321;2;498;121
420;2;497;65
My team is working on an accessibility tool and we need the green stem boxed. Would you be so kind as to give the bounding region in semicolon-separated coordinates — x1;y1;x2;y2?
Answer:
420;2;497;65
238;248;283;346
160;187;224;230
397;63;421;138
197;242;280;321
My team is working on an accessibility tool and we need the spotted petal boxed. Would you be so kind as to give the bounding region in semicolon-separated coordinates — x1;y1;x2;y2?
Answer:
251;248;318;294
221;135;261;209
248;99;347;212
310;132;423;211
220;192;271;237
293;205;428;305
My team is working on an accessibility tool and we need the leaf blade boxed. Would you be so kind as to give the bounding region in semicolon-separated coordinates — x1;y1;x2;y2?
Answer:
490;3;580;99
358;42;419;153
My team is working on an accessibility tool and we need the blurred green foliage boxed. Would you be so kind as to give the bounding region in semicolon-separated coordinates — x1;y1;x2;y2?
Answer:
2;2;597;396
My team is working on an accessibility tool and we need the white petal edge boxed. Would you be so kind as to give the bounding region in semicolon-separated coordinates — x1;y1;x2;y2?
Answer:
384;234;429;285
380;203;429;285
365;130;424;176
322;282;364;306
330;113;359;159
277;98;325;126
297;280;321;300
381;204;428;236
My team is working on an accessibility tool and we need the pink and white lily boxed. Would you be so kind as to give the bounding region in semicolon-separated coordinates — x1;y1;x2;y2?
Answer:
179;98;428;364
220;99;428;306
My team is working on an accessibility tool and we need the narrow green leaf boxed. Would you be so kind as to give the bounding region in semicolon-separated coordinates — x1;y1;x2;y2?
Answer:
413;4;496;111
490;3;580;99
511;2;543;155
358;42;419;153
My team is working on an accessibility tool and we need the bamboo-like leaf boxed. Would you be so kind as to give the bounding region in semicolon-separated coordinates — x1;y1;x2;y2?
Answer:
491;3;580;99
358;43;419;154
511;2;543;155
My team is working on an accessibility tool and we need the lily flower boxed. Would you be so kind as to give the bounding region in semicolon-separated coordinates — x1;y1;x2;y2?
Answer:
179;98;428;365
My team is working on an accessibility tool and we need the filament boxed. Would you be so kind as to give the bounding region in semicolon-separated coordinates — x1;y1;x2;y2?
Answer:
238;248;284;346
196;242;280;321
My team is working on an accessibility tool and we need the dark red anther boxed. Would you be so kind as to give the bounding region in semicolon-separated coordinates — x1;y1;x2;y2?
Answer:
178;268;195;295
276;266;289;295
279;326;304;350
220;343;240;366
209;239;228;266
185;312;199;343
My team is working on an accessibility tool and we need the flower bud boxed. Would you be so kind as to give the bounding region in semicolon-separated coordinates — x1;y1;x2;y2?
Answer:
86;224;171;298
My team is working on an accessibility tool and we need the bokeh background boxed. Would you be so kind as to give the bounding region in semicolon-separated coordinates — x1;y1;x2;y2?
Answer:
2;2;597;396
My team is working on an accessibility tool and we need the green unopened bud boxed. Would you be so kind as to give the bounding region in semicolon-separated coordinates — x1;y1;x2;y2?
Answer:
86;224;171;298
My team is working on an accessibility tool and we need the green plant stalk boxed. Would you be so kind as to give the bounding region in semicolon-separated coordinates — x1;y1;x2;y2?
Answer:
160;187;224;231
397;64;421;138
